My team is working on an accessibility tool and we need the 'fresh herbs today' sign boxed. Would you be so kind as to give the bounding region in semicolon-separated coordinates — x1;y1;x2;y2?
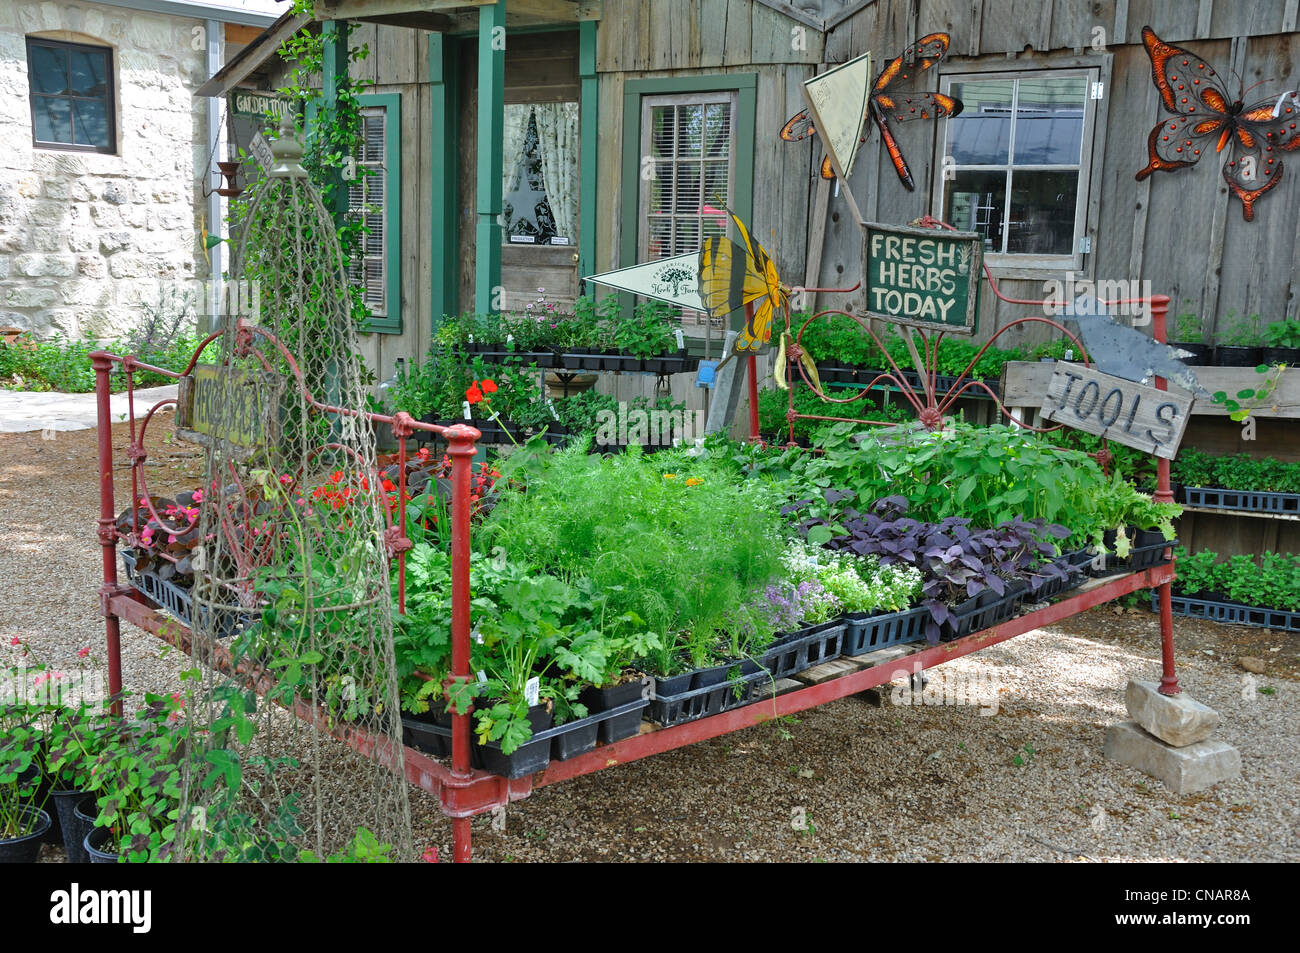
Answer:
1039;364;1193;460
860;222;981;334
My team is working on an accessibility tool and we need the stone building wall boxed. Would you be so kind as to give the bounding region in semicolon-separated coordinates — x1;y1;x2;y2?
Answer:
0;0;211;340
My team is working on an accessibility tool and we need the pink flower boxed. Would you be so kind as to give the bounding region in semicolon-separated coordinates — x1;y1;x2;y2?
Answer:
77;647;90;658
192;489;204;503
52;671;65;681
34;673;49;687
9;637;20;646
168;535;177;543
421;847;439;863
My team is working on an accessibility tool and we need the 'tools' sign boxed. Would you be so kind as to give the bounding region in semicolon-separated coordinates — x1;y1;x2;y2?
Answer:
859;221;982;334
1039;364;1193;460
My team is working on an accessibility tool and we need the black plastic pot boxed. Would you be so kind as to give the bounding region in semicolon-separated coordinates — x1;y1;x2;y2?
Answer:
1262;346;1300;366
70;794;99;864
690;662;731;690
561;353;584;370
0;806;51;863
1216;345;1262;367
1133;528;1167;548
84;826;121;863
1169;342;1212;365
51;788;90;862
654;671;693;697
401;704;452;759
579;678;647;713
472;703;553;779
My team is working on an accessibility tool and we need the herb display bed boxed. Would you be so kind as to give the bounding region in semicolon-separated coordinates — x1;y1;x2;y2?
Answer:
1153;592;1300;633
1180;486;1300;516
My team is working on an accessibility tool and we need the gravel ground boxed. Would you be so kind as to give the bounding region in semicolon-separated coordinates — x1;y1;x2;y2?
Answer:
3;416;1297;863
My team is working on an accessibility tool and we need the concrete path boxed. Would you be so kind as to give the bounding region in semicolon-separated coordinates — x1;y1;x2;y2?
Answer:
0;385;179;433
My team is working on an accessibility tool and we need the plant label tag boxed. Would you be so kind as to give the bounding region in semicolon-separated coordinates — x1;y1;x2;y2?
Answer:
472;626;483;644
675;328;685;350
463;400;472;419
545;397;561;421
506;334;514;344
476;670;487;683
524;677;540;706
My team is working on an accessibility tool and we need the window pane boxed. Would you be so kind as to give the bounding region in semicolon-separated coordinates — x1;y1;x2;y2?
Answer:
703;102;730;157
72;99;109;149
945;170;1007;252
33;97;72;143
648;217;673;260
651;106;675;158
947;80;1012;164
1013;77;1086;165
1007;169;1077;254
702;160;729;210
673;217;700;256
29;45;68;94
69;48;107;97
674;163;701;213
676;104;702;158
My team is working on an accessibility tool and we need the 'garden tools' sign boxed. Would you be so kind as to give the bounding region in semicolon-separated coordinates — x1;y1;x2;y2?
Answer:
859;221;981;334
176;364;283;454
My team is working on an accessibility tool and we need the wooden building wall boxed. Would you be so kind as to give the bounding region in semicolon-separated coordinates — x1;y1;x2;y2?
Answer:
812;1;1300;349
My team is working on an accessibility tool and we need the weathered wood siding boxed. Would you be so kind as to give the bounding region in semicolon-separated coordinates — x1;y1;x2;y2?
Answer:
808;1;1300;349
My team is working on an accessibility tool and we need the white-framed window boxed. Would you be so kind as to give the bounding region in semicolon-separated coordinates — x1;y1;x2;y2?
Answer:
935;69;1099;271
639;92;737;261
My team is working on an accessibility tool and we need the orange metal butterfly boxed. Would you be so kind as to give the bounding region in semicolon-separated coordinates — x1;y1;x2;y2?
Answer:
1135;25;1300;221
780;34;963;189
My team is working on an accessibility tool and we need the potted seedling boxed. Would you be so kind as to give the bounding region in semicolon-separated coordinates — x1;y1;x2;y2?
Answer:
1169;312;1212;365
1262;318;1300;366
1215;312;1262;367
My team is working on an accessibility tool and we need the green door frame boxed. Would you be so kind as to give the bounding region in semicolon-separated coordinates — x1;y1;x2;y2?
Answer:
431;13;596;324
474;0;506;314
429;33;460;325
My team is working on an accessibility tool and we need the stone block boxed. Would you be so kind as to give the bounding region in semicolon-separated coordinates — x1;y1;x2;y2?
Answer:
4;286;58;309
1104;721;1240;795
101;181;131;205
1125;680;1220;747
99;231;133;254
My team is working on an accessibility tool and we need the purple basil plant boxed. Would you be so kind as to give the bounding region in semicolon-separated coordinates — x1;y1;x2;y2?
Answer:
786;493;1072;645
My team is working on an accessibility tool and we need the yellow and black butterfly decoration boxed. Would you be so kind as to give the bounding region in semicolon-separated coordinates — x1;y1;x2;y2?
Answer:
697;210;788;353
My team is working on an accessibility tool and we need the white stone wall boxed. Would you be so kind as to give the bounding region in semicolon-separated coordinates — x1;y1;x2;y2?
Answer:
0;1;212;340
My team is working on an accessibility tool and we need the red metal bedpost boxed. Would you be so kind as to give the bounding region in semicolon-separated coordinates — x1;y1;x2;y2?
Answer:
443;422;480;862
1150;294;1181;695
90;351;124;716
745;302;761;441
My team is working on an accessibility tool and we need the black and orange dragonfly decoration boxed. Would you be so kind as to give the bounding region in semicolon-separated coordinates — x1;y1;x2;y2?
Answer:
1135;25;1300;221
780;33;963;189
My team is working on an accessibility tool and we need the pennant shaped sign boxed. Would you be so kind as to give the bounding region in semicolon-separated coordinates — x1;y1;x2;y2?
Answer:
800;51;873;181
584;253;704;311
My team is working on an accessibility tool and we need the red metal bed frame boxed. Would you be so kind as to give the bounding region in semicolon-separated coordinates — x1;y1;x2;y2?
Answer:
91;259;1182;863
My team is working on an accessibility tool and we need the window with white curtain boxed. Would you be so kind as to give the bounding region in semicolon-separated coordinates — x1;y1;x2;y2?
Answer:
502;102;579;245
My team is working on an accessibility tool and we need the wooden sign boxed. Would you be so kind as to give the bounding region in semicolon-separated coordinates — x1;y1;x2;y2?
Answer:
1039;364;1194;459
176;364;283;454
859;221;981;334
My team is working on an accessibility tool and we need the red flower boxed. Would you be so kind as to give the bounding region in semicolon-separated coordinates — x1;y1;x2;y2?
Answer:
480;379;498;395
78;647;91;658
466;385;484;404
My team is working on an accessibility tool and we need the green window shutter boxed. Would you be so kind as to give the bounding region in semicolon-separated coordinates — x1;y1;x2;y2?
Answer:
354;93;402;334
